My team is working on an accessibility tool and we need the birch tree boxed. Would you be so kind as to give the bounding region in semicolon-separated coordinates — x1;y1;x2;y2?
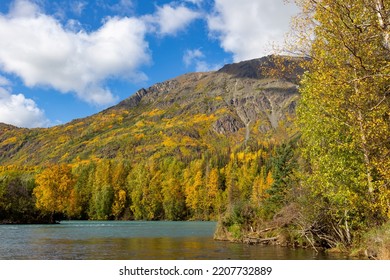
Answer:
293;0;390;246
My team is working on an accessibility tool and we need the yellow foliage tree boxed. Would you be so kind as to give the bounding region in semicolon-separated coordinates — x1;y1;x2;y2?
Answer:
205;167;219;217
251;169;273;206
184;160;204;218
293;0;390;246
33;164;76;222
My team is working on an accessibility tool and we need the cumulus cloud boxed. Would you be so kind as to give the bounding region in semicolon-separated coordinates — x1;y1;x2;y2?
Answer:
183;49;222;72
0;0;150;105
103;0;134;16
71;1;87;16
0;88;50;128
8;0;38;17
0;75;11;87
184;0;204;7
193;61;222;72
144;3;201;36
207;0;298;62
183;49;204;66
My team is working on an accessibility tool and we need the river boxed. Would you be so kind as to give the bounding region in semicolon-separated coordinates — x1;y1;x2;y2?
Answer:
0;221;348;260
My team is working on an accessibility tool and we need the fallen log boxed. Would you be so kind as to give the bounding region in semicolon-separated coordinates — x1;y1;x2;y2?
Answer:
243;236;278;245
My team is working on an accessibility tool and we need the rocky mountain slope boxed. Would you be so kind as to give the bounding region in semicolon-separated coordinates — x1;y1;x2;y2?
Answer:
0;55;304;166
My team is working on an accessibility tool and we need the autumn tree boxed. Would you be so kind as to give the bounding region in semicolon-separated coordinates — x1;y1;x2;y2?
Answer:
144;163;164;220
111;161;130;219
224;157;240;210
237;160;257;203
205;167;220;218
160;158;187;220
293;0;390;247
88;160;114;220
33;164;76;222
127;163;150;220
0;169;40;223
251;167;273;207
72;162;96;219
183;159;204;218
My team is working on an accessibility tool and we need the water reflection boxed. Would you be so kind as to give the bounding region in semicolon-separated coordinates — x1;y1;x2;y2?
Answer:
0;221;348;260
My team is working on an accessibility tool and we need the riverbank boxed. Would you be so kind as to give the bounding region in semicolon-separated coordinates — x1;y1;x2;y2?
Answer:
352;222;390;260
0;215;54;225
213;204;390;260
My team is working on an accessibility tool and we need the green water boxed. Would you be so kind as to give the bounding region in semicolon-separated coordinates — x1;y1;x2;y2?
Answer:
0;221;347;260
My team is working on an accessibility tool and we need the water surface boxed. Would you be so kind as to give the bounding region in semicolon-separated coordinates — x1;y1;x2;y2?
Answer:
0;221;347;260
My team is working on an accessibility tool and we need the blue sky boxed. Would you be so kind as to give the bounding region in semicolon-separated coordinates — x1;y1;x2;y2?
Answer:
0;0;298;128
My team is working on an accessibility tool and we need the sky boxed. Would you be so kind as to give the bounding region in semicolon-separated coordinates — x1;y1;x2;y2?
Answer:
0;0;298;128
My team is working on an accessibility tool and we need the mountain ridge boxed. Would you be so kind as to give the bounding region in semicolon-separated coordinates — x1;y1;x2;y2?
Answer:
0;55;304;165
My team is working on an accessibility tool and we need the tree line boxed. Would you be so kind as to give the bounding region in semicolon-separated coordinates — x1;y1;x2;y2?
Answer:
0;142;293;224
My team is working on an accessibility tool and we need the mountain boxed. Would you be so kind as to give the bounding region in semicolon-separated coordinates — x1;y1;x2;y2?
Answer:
0;55;304;166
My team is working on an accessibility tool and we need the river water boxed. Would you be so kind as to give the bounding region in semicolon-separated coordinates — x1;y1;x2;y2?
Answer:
0;221;347;260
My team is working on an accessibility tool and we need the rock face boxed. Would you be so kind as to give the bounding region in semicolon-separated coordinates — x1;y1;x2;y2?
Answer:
0;55;304;165
116;88;148;109
213;115;245;134
113;55;302;134
218;55;304;83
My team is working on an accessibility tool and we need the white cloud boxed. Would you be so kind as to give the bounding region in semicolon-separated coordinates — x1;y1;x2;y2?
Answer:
0;75;11;87
144;4;201;36
0;88;50;128
65;18;83;32
183;49;204;66
207;0;298;62
71;1;87;16
183;49;222;72
193;61;222;72
105;0;134;15
184;0;203;6
0;0;150;105
8;0;39;18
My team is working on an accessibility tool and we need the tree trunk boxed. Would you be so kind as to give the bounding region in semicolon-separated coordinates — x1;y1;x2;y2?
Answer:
353;69;374;194
375;0;390;51
357;110;374;193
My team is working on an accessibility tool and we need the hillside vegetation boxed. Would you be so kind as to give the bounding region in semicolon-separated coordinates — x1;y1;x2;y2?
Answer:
0;55;301;165
0;55;303;224
1;12;389;259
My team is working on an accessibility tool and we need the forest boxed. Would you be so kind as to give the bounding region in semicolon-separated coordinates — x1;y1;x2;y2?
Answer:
0;0;389;259
0;138;292;222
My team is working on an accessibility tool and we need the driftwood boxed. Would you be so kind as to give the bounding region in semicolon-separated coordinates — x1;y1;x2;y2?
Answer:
243;236;278;245
257;227;277;233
